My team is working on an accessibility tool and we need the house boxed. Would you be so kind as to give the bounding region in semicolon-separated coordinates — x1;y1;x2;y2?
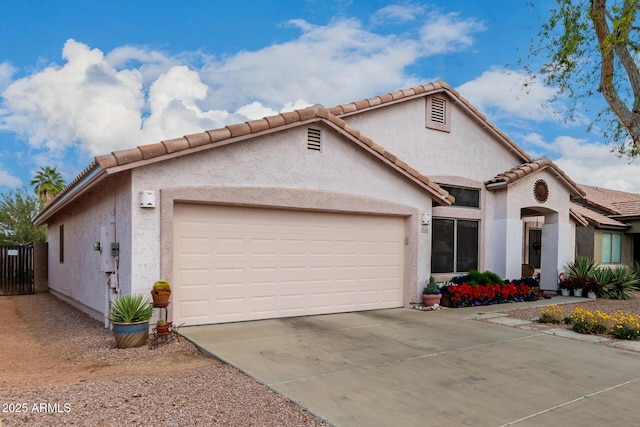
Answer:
571;184;640;267
33;81;585;327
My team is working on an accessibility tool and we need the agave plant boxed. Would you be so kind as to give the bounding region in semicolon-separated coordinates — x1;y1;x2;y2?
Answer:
567;256;597;280
606;267;639;300
108;294;153;323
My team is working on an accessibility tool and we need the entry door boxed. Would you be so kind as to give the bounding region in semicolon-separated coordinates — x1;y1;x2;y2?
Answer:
528;229;542;269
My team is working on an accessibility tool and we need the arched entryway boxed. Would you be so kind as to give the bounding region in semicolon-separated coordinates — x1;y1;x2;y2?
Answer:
521;206;573;292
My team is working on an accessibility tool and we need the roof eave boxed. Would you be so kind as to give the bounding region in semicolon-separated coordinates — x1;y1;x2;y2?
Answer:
33;166;107;226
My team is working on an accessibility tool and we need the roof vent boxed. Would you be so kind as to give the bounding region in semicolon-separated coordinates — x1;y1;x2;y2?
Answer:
426;96;450;132
430;98;446;124
307;128;321;151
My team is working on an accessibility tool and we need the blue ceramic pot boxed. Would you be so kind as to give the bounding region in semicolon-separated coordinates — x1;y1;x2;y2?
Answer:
111;320;149;348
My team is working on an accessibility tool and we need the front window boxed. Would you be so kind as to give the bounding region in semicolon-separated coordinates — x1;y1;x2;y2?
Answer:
439;185;480;208
602;232;622;264
432;218;478;273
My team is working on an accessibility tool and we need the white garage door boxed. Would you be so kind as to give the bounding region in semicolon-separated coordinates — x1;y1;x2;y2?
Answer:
173;203;405;325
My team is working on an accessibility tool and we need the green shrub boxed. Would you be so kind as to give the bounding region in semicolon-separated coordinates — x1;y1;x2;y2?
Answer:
108;294;153;323
467;269;504;286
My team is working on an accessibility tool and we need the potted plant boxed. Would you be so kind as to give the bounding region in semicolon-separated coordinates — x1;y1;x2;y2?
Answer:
584;279;604;299
155;318;172;336
151;280;171;306
108;294;153;348
558;278;573;296
422;277;442;307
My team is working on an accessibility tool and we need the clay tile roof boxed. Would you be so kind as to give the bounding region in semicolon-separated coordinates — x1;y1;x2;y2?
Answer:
138;142;168;160
265;114;286;128
113;147;144;165
577;184;640;216
207;128;232;143
485;158;584;197
570;202;629;228
612;200;640;217
569;205;589;227
247;118;270;133
164;137;191;152
280;111;300;124
367;97;382;107
226;123;251;138
95;154;117;169
38;82;480;222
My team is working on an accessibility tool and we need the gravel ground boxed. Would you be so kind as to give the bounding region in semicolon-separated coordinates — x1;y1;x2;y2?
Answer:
502;290;640;344
506;290;640;323
0;293;330;427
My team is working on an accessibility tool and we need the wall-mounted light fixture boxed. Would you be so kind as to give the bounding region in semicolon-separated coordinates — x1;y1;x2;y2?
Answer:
93;242;101;251
139;190;156;208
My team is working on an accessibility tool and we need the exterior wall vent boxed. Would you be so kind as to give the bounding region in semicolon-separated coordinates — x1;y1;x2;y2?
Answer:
426;96;451;132
307;128;322;151
431;98;446;124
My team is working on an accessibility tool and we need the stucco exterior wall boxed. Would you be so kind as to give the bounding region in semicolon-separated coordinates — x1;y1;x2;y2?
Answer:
46;174;131;323
342;96;552;282
129;123;435;303
340;97;526;180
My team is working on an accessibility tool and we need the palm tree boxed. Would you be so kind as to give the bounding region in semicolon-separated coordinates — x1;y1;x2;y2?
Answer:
30;166;65;206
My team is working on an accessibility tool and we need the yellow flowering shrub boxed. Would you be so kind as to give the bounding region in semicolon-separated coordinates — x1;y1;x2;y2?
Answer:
570;307;609;335
610;310;640;341
538;304;564;324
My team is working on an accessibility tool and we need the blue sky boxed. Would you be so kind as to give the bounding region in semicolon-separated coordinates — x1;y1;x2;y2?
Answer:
1;0;639;193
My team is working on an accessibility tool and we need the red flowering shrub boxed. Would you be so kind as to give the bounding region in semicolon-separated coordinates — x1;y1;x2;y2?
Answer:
441;282;536;308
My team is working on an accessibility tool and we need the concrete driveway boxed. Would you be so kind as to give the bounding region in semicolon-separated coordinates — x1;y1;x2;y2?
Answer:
181;302;640;427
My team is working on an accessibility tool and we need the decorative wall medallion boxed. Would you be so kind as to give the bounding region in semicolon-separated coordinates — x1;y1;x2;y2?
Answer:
534;179;549;203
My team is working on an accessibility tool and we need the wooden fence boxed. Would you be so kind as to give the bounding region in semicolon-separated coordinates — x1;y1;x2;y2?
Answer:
0;245;34;295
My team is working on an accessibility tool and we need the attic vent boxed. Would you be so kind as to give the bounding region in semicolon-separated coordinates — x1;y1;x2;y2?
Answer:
430;98;446;124
426;96;451;132
307;128;322;151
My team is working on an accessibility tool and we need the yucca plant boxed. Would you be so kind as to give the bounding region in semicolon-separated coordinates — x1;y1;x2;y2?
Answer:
567;256;597;280
606;267;639;300
108;294;153;323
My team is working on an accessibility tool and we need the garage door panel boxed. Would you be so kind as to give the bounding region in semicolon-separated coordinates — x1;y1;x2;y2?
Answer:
173;204;405;325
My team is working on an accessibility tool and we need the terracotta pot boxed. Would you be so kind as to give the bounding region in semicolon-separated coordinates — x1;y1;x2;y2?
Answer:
422;293;442;307
440;295;453;307
111;320;149;349
151;290;171;306
155;322;172;336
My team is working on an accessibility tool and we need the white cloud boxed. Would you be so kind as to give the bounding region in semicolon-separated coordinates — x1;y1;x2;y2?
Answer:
1;40;145;154
0;62;16;93
456;68;560;122
524;133;640;193
0;168;21;189
371;4;424;25
420;12;485;56
0;10;485;163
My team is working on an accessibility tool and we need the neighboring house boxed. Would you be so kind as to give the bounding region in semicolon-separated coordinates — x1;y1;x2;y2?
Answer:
571;184;640;268
33;81;584;327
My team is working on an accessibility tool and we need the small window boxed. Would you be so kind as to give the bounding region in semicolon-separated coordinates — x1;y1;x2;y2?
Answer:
426;96;451;132
59;224;64;264
439;185;480;208
307;127;321;151
602;232;622;264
